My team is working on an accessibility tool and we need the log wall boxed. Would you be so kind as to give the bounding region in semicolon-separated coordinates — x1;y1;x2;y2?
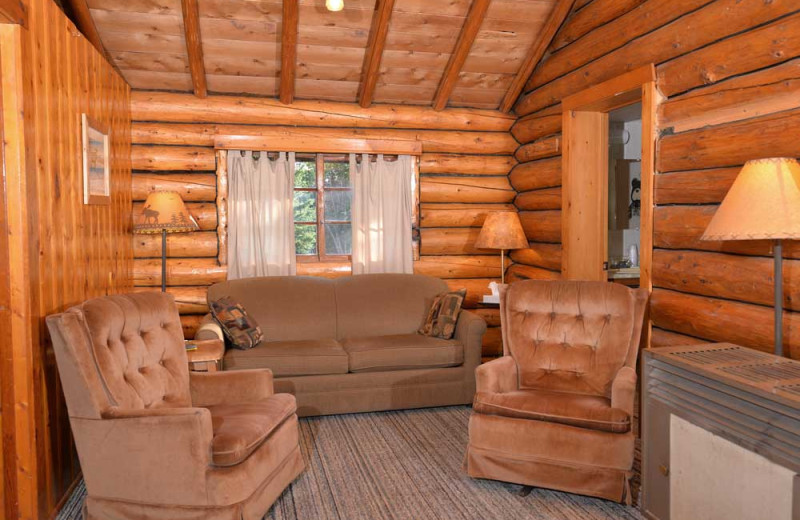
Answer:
130;92;518;358
511;0;800;358
0;1;132;517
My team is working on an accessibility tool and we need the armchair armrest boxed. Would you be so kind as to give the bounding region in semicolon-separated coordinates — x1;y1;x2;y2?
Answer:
190;368;274;407
475;356;518;394
611;366;637;417
75;407;214;504
195;313;223;341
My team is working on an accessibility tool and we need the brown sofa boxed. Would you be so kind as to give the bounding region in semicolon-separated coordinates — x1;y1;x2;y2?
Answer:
46;293;304;520
465;280;648;503
198;274;486;417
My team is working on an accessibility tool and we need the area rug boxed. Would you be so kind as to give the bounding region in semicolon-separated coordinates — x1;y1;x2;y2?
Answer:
57;406;642;520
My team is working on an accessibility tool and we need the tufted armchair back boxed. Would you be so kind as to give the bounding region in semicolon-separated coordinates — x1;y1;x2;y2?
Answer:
499;280;648;398
47;292;191;418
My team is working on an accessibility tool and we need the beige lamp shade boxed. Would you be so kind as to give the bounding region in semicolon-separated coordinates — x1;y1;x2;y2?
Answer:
702;158;800;241
134;191;198;234
475;211;528;250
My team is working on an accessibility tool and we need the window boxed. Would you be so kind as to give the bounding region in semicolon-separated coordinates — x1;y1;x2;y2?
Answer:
294;154;352;261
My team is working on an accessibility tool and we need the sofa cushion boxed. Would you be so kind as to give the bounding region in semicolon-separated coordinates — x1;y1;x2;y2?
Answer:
209;297;263;350
223;339;349;376
334;274;448;338
342;334;463;373
206;393;296;466
473;389;631;433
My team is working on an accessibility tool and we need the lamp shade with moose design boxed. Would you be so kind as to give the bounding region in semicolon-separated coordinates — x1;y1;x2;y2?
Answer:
134;191;199;234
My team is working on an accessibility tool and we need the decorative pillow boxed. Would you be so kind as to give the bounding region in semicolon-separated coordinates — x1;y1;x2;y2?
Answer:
209;297;263;350
418;289;467;340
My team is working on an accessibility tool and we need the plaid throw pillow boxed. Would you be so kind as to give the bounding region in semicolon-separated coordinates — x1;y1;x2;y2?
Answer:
418;289;467;340
209;297;263;350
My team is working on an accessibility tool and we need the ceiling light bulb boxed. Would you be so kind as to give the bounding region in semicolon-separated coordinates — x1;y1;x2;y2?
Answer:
326;0;344;12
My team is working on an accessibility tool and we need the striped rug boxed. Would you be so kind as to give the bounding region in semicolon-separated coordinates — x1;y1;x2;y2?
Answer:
58;406;643;520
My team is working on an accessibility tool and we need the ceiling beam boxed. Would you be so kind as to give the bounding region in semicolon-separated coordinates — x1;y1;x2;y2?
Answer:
0;0;26;27
499;0;575;113
181;0;207;98
358;0;396;108
432;0;491;111
280;0;299;104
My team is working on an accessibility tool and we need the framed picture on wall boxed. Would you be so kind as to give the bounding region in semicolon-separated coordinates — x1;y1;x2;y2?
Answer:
82;114;110;205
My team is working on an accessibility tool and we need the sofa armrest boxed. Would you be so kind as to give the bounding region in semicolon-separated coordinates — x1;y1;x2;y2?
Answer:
475;356;518;394
195;313;223;341
455;310;486;365
76;407;214;504
190;368;274;407
611;366;637;417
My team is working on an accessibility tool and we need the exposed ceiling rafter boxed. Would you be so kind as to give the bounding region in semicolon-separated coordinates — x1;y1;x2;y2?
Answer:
181;0;207;98
280;0;299;104
358;0;396;108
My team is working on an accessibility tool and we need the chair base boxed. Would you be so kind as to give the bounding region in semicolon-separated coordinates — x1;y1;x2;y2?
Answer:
83;447;305;520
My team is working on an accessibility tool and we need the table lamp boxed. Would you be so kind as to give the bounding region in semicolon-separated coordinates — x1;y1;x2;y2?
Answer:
475;211;528;285
133;191;198;292
702;157;800;357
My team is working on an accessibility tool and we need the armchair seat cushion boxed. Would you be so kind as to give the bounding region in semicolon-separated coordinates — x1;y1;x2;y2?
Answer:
473;389;630;433
224;339;349;376
207;393;297;466
342;334;463;373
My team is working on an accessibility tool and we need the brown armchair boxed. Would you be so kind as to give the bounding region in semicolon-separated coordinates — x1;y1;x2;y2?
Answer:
46;293;304;520
465;280;648;503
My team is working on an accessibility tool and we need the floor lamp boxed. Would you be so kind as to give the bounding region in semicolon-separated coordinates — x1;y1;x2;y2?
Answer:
133;191;199;292
702;158;800;358
475;211;528;285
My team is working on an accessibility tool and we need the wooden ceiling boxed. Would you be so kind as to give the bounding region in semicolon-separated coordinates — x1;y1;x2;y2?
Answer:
78;0;568;111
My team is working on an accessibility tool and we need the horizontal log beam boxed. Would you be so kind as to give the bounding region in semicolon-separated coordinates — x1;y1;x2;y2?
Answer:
419;203;514;228
511;107;562;143
445;278;495;308
134;286;209;314
181;314;204;339
515;136;561;162
659;58;800;134
515;187;561;210
509;157;561;192
134;202;217;231
413;255;509;279
653;249;800;312
134;258;226;286
130;92;515;132
654;205;800;259
132;173;217;202
657;12;800;97
131;123;518;155
133;231;218;258
651;327;709;348
650;288;800;359
131;145;216;171
420;228;483;255
419;154;516;175
472;308;501;327
482;327;503;357
654;168;738;205
506;264;561;283
549;0;646;51
510;243;562;272
658;107;800;172
519;210;562;243
420;176;515;203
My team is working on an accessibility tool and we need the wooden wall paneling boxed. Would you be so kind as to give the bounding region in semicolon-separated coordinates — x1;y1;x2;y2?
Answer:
515;135;561;162
279;0;298;104
358;0;396;108
500;0;576;112
549;0;646;51
432;0;491;111
0;0;25;26
180;0;206;98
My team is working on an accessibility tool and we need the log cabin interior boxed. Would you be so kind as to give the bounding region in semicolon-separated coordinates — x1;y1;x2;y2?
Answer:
1;0;799;518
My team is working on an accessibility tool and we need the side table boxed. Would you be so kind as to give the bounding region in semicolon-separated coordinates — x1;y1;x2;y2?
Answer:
186;339;224;372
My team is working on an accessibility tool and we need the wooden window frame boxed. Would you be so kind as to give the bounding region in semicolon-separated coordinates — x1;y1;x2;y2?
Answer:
294;153;352;263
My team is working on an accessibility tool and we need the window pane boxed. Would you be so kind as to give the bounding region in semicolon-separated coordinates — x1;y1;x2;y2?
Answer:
295;159;316;188
324;190;351;221
295;224;317;255
324;160;349;187
293;191;317;222
324;223;351;255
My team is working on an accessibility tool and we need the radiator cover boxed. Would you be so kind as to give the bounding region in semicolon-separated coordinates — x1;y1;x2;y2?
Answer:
642;343;800;520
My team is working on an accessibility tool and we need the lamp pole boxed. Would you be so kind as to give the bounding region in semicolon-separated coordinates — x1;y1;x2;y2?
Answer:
162;228;167;293
775;239;783;357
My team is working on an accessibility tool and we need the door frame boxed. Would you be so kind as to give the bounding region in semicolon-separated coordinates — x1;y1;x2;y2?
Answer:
560;64;661;293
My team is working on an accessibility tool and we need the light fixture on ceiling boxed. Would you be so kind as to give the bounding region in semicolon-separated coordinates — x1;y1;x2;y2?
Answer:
326;0;344;12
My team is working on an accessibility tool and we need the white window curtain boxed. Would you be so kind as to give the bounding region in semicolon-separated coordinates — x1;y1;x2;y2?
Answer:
227;151;296;279
350;153;414;275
